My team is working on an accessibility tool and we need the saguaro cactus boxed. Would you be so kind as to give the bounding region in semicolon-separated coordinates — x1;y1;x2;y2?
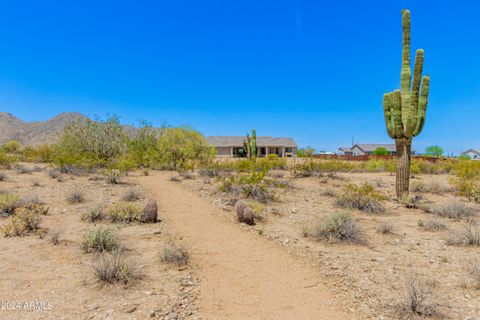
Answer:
383;9;430;199
251;129;257;158
243;133;252;159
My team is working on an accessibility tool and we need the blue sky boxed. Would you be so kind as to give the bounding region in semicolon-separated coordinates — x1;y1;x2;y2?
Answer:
0;0;479;155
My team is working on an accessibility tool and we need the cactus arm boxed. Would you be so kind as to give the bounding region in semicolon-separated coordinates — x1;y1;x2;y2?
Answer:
414;75;430;136
383;92;396;138
391;90;404;138
400;9;411;128
405;49;424;136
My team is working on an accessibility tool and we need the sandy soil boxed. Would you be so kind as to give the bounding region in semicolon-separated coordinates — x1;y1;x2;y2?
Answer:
180;170;480;319
0;165;198;320
138;172;351;320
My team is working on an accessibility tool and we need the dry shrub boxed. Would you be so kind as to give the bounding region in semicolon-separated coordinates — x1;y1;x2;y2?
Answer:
170;175;182;182
47;169;62;179
377;221;394;234
422;219;447;232
81;228;119;253
447;224;480;246
0;192;21;217
397;274;438;319
433;200;476;220
2;208;41;237
17;165;33;174
0;172;6;181
161;241;190;267
335;183;385;214
93;251;141;286
410;181;451;194
313;212;365;244
121;189;142;202
179;170;195;179
465;259;480;289
106;202;143;223
66;190;85;204
81;206;104;222
104;168;123;184
48;228;63;245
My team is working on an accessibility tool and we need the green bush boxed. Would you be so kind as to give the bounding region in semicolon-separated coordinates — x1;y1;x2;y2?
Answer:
1;140;21;153
313;211;365;243
81;228;119;253
106;202;143;223
1;207;41;237
335;183;385;214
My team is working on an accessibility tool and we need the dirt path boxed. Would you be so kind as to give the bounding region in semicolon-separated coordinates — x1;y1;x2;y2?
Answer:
139;172;350;320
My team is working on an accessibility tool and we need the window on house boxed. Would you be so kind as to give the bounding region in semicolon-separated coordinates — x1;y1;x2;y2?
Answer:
285;147;292;153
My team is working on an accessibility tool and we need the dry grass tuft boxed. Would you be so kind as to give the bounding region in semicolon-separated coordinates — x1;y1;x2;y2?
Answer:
422;219;447;232
66;190;85;204
48;228;63;245
464;259;480;289
48;169;62;179
170;175;182;182
313;211;365;244
447;224;480;246
377;221;394;234
121;189;142;202
104;168;123;184
161;241;190;267
2;208;41;237
81;228;120;253
106;202;143;223
81;206;105;222
0;192;21;217
335;183;385;214
433;200;476;220
93;251;141;286
397;274;439;319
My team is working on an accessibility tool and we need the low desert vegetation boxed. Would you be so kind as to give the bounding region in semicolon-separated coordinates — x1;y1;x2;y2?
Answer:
335;183;385;214
1;207;42;237
93;251;141;286
220;171;276;203
104;168;123;184
447;224;480;247
0;172;6;181
377;221;394;234
81;206;105;222
397;274;439;319
106;202;143;223
81;227;120;253
0;192;21;217
161;241;190;267
432;200;476;220
47;228;63;245
66;190;85;204
312;211;365;244
121;189;142;202
464;258;480;289
421;219;447;232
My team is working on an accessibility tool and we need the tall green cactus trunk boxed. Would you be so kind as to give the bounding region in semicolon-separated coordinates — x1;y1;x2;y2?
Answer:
382;9;430;199
251;129;257;158
395;137;412;197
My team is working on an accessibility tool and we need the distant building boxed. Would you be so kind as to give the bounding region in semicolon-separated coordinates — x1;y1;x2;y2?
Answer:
207;136;297;158
350;144;397;156
462;149;480;160
337;147;353;156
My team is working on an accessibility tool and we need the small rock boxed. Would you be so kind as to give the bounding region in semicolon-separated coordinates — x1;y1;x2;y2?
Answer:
124;306;137;313
166;312;178;320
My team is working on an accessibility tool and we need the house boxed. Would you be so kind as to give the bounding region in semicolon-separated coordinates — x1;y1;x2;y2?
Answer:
337;147;353;156
462;149;480;160
350;144;397;156
207;136;297;158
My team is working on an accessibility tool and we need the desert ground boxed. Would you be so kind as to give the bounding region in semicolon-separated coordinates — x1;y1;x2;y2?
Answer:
1;162;480;319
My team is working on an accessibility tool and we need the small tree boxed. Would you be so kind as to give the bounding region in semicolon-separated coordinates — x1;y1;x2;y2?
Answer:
127;123;161;167
297;147;316;157
372;147;390;156
1;141;21;153
157;127;215;170
425;145;443;157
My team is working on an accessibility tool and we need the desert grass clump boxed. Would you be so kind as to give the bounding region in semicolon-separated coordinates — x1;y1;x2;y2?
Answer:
1;208;41;237
422;219;447;232
121;189;142;202
17;165;34;174
465;259;480;289
397;274;438;319
0;192;21;217
178;170;195;179
220;172;276;203
47;169;62;179
335;183;385;214
81;206;105;222
410;181;451;194
0;172;6;181
93;251;141;286
170;175;182;182
433;200;476;220
106;202;143;223
377;221;394;234
47;228;63;245
104;168;123;184
447;224;480;247
313;212;365;244
81;227;119;253
66;190;85;204
161;241;190;267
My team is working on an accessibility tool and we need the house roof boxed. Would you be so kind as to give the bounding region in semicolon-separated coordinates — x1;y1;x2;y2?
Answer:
338;147;352;152
207;136;297;148
352;144;396;152
462;149;480;155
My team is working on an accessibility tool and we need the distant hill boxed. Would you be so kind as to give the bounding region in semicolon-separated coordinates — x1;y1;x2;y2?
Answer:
0;112;142;146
